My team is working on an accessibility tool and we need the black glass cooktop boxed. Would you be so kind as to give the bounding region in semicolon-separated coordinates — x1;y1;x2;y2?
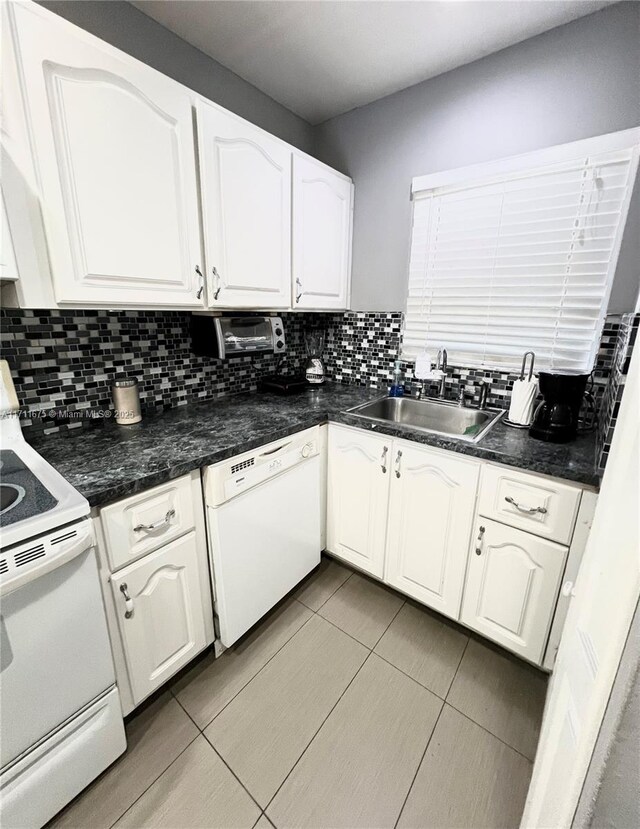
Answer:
0;450;58;528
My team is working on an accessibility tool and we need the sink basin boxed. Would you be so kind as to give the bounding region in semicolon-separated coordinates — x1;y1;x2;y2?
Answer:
347;396;504;443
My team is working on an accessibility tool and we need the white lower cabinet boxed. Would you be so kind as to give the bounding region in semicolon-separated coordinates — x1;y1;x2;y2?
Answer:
326;423;589;667
96;471;214;714
326;427;391;578
110;531;209;703
460;518;568;662
384;442;480;620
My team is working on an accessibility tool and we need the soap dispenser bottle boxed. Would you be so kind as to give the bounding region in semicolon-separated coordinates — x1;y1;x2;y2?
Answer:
389;360;405;398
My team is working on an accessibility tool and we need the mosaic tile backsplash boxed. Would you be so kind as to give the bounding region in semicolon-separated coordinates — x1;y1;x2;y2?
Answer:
596;312;639;473
0;310;329;435
0;308;635;468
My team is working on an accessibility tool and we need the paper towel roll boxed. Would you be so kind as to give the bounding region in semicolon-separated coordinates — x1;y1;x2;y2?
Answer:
508;378;539;426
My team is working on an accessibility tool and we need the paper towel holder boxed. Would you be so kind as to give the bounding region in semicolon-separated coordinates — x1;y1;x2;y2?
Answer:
520;351;535;382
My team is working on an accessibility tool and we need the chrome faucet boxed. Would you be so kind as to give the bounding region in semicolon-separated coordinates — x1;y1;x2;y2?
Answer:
436;348;448;399
477;381;489;410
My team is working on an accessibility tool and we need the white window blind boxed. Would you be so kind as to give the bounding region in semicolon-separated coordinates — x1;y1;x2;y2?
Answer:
404;133;639;372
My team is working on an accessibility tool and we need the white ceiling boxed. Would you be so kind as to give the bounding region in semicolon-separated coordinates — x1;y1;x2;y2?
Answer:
131;1;615;124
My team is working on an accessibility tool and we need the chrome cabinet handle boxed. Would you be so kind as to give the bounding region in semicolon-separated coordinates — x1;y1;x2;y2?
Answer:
195;265;204;299
380;446;388;474
120;583;134;619
475;525;485;556
505;496;547;515
295;277;303;303
134;508;176;533
395;450;403;479
212;266;222;301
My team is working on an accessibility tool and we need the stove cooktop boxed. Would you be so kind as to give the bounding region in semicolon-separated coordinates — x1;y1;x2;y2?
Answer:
0;450;58;529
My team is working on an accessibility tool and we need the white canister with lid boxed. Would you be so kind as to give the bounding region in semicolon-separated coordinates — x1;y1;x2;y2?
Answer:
111;375;142;425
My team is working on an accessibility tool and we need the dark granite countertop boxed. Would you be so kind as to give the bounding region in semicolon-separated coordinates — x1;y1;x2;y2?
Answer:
29;383;599;509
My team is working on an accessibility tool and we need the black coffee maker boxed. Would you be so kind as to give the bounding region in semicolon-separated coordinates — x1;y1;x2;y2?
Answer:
529;372;595;443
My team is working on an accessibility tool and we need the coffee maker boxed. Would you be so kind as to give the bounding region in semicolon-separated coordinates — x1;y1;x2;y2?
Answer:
529;372;595;443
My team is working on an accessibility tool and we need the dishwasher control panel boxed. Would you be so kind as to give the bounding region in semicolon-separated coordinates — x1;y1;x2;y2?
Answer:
204;427;320;506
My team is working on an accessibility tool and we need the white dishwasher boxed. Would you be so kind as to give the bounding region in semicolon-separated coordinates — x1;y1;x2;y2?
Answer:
204;427;320;647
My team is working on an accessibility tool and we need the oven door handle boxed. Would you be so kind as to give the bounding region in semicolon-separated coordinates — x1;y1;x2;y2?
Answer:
0;521;95;597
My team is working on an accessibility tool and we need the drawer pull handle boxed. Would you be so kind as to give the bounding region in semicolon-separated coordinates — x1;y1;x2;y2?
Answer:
380;446;388;474
505;496;547;515
475;525;485;555
134;508;176;533
395;450;402;479
120;583;134;619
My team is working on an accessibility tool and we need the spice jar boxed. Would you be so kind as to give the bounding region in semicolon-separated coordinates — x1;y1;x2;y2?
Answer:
111;375;142;425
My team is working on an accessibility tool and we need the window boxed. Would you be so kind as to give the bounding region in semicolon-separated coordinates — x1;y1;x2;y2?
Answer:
404;129;640;373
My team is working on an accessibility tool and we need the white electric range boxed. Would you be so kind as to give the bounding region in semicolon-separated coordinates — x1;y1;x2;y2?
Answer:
0;361;126;828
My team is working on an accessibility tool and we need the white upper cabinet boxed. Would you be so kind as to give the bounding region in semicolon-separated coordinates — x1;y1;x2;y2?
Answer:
0;191;19;282
292;154;352;310
327;426;391;578
461;518;567;662
385;443;480;620
8;2;204;307
197;101;292;308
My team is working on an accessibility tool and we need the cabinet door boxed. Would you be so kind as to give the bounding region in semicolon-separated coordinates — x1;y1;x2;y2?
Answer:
326;426;390;577
385;443;479;620
461;518;567;663
198;101;291;308
110;531;209;705
293;155;352;310
10;2;204;307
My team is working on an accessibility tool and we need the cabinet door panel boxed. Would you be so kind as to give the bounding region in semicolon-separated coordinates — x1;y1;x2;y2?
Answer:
385;444;479;619
326;426;390;577
461;518;567;663
293;155;352;310
198;101;291;308
110;531;209;704
11;3;203;307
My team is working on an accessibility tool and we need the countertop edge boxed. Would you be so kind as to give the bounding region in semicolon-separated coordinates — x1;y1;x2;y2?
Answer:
78;408;599;509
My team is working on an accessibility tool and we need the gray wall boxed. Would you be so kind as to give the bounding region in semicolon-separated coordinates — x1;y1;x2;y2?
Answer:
38;1;315;153
316;2;640;312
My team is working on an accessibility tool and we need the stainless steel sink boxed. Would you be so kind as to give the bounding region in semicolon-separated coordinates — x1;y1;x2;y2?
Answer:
347;396;504;443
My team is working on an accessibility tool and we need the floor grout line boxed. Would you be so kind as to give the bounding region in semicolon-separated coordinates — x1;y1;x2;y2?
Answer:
443;700;537;763
393;698;446;829
172;692;268;816
301;566;355;614
371;597;406;650
202;732;266;815
313;608;375;651
263;649;376;815
105;732;201;829
372;650;449;700
193;605;317;732
444;635;470;700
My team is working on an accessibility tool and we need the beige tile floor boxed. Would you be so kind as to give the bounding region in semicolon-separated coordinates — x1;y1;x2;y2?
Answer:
50;557;547;829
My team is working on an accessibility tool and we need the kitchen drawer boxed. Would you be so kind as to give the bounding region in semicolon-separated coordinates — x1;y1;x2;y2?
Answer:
101;474;195;571
478;464;581;545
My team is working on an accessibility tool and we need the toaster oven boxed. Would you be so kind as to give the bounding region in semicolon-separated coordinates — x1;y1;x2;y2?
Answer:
190;315;286;359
